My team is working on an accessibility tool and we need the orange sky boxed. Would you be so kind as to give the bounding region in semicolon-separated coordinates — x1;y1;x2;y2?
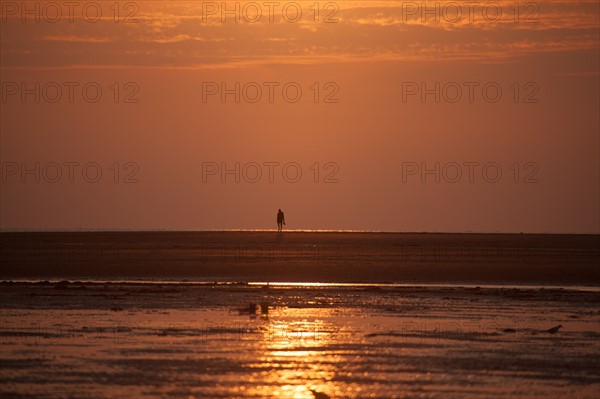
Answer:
1;1;599;232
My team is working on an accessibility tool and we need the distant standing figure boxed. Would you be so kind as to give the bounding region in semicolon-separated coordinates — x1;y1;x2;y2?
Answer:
277;209;286;231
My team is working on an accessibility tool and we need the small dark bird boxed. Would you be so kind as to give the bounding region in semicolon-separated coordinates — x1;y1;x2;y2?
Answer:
310;389;331;399
545;325;562;334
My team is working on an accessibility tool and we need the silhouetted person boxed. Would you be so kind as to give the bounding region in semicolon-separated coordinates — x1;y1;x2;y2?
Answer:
277;209;286;231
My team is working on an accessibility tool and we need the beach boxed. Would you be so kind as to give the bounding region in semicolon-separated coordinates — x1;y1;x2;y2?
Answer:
1;232;599;398
1;282;599;398
1;231;599;284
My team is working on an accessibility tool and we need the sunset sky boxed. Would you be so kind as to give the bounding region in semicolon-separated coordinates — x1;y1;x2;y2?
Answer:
1;0;598;232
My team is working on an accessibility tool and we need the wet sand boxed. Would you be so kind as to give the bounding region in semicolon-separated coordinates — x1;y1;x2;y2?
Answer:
1;282;599;398
1;232;599;398
1;231;599;284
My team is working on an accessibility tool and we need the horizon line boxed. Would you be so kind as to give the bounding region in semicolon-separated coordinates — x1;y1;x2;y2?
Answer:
0;228;598;235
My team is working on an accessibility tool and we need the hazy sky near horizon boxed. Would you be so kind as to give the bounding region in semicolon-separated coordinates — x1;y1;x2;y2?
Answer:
1;0;599;232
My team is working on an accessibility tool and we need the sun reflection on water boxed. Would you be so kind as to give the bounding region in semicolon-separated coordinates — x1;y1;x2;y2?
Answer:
246;310;338;399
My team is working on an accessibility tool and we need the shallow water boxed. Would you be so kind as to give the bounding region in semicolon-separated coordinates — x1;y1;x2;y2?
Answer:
1;283;599;398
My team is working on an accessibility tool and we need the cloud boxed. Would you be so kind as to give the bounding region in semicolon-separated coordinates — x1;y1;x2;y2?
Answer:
1;0;598;69
42;35;115;43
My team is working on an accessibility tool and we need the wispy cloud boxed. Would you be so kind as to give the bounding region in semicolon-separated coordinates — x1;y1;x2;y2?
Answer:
1;0;598;69
42;35;115;43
